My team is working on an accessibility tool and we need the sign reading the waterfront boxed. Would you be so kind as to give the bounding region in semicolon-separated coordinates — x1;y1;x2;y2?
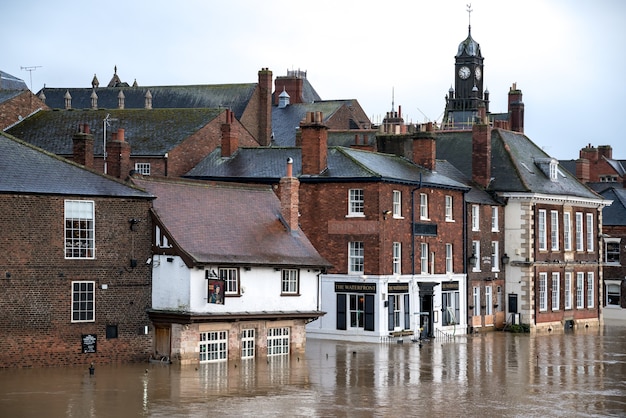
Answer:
388;283;409;293
82;334;97;353
334;282;376;293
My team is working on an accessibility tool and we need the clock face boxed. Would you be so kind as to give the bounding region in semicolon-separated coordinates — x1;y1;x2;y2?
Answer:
475;67;482;80
459;66;471;80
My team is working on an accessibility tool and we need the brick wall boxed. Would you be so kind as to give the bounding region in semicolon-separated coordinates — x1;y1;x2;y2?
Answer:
0;91;49;130
0;194;153;367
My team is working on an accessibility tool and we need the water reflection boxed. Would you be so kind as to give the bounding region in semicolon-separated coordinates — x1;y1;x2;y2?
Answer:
0;323;625;417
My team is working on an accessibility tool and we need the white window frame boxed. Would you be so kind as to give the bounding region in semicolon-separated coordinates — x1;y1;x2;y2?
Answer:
134;162;151;175
445;195;454;221
241;329;255;359
587;272;594;308
393;190;402;218
348;189;364;217
586;213;594;252
349;242;364;274
491;241;499;272
420;193;429;220
472;205;480;231
538;209;547;251
473;286;480;317
552;272;560;311
549;161;558;181
71;281;95;322
420;243;429;274
576;212;584;251
392;242;401;275
491;206;499;232
472;240;481;272
539;272;548;312
576;272;584;309
267;327;290;357
445;243;453;273
65;200;95;259
281;269;299;295
199;330;228;363
563;212;572;251
606;281;621;306
219;267;239;295
605;239;621;264
485;285;493;316
564;272;572;310
551;210;559;251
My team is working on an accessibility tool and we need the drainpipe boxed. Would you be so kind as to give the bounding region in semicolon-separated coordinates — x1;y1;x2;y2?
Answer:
463;191;469;332
410;174;423;276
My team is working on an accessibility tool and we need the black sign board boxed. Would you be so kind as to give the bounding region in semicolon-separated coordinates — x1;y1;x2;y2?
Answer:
441;281;459;291
334;282;377;293
388;283;409;293
82;334;97;353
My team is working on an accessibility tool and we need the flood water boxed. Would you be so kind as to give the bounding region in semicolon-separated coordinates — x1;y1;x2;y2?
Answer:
1;322;625;418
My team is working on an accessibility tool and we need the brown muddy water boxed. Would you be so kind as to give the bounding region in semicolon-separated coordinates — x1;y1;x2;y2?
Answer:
1;322;625;418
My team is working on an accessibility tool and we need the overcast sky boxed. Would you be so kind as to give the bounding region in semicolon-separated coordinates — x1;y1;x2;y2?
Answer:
3;0;625;160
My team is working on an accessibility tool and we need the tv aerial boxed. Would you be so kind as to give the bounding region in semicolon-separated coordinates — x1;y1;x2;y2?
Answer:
20;66;42;91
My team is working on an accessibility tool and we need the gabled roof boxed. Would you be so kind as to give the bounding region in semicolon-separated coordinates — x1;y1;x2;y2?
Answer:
0;131;152;198
187;146;469;190
6;108;223;156
271;100;366;146
0;71;27;90
600;187;626;226
36;84;257;119
436;128;601;200
132;176;329;267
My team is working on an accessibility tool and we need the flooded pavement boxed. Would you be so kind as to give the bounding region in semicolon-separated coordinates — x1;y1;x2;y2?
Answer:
1;322;625;417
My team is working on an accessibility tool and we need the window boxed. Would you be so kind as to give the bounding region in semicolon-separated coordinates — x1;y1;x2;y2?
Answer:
576;213;584;251
442;290;460;326
241;329;255;359
65;200;95;259
473;286;480;316
349;294;365;328
472;205;480;231
445;244;453;273
491;206;499;231
219;268;239;295
538;272;548;312
420;193;428;220
587;272;594;308
388;295;402;330
267;327;290;356
134;162;151;175
576;272;584;309
348;189;364;216
586;213;594;252
552;273;560;311
563;212;572;251
420;243;429;274
349;242;364;273
337;293;375;331
199;331;227;363
551;211;559;251
445;196;454;221
485;286;493;316
491;241;499;272
497;286;503;312
606;282;621;306
392;242;401;275
472;241;480;272
393;190;402;217
605;240;621;264
281;269;299;295
71;281;95;322
538;209;547;251
564;272;572;310
549;161;558;181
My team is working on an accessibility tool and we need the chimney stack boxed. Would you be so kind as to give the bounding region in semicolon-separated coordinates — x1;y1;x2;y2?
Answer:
72;123;95;169
221;109;239;157
258;68;272;146
412;122;436;171
279;157;300;231
508;83;524;133
107;129;131;179
300;112;328;175
575;158;590;183
472;121;492;188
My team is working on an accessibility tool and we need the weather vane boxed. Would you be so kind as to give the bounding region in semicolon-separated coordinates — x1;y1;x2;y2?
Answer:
467;3;473;26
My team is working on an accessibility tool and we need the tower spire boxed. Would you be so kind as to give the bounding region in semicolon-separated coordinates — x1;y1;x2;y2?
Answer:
467;3;473;33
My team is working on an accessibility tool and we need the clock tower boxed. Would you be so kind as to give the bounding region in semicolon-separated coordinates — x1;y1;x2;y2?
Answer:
443;5;489;129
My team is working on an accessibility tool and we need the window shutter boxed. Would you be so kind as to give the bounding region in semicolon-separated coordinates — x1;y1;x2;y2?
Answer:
365;294;375;331
388;297;395;331
336;294;346;330
404;294;411;330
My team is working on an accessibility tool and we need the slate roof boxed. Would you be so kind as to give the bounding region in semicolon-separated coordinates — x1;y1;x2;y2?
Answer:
0;71;27;90
273;76;322;104
271;100;366;146
0;131;152;198
0;90;23;104
600;188;626;226
132;176;330;267
434;160;502;205
436;129;601;200
6;108;223;156
37;84;256;119
187;146;469;190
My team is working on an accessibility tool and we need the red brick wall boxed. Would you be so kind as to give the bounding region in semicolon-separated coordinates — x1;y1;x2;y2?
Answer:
0;194;153;367
0;91;49;130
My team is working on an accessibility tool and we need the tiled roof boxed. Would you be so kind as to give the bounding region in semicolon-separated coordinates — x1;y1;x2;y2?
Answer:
600;188;626;226
187;146;468;190
0;131;153;198
36;84;256;119
6;108;223;156
132;176;330;267
436;129;600;200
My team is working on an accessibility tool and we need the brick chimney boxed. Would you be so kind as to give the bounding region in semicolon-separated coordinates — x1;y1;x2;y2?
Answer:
412;122;436;171
580;144;598;162
258;68;272;146
221;109;239;157
508;83;524;133
72;123;94;169
107;128;131;179
472;120;492;188
300;112;328;175
274;69;305;105
598;145;613;160
575;158;590;183
279;157;300;231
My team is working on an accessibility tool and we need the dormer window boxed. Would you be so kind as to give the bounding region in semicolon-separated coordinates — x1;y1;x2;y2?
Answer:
549;160;558;181
534;158;559;181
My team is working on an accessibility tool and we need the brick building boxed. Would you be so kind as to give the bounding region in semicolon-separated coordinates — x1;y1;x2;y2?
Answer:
0;132;154;367
0;70;48;130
